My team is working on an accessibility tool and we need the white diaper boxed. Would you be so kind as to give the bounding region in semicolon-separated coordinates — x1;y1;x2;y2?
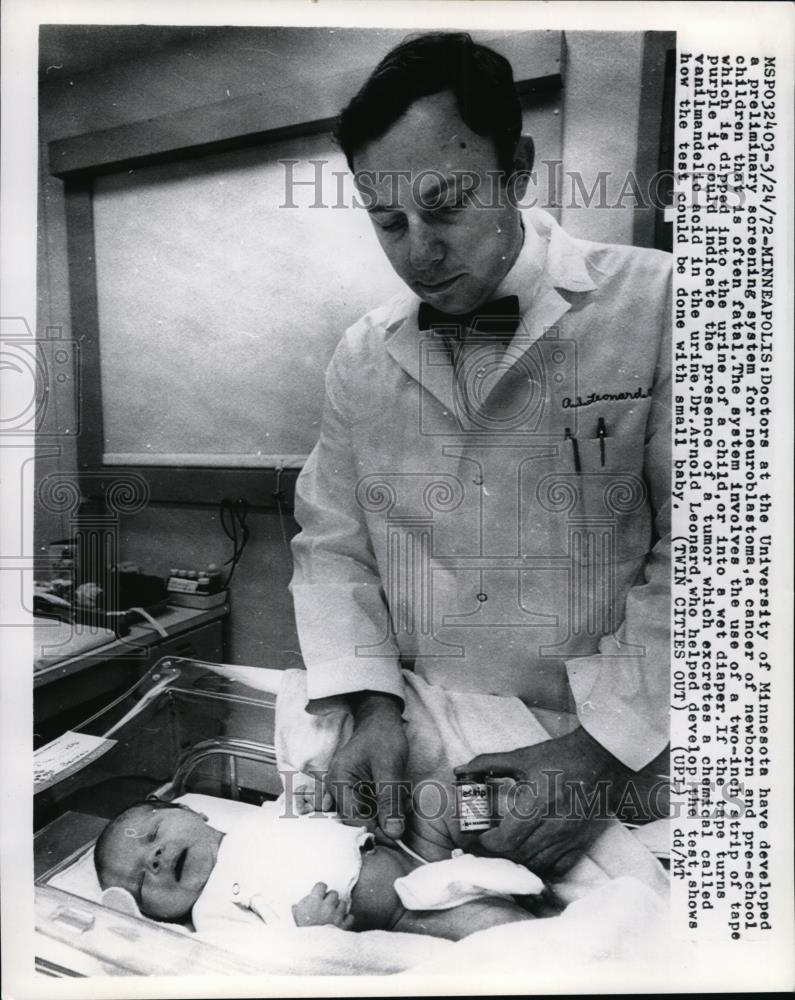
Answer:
194;811;373;927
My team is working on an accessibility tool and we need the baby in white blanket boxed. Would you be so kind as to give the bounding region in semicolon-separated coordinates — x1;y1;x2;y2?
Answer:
94;798;542;940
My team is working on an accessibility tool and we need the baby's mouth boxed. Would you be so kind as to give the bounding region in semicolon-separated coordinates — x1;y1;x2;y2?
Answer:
174;847;188;881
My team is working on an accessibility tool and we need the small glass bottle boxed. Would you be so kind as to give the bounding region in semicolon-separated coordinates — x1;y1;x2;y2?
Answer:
455;772;493;832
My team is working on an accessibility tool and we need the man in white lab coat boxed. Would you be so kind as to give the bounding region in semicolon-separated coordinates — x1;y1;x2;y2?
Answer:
290;32;671;875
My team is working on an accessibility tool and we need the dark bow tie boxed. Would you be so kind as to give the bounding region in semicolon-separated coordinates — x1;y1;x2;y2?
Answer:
417;295;521;339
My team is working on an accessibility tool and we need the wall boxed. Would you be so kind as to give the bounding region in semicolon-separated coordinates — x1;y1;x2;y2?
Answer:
36;28;661;667
37;27;411;667
561;31;645;245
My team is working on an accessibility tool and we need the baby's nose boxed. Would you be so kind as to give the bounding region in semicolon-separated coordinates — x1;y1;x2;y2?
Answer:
148;846;163;873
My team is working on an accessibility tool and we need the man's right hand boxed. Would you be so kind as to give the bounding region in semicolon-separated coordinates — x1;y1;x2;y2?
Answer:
323;691;409;839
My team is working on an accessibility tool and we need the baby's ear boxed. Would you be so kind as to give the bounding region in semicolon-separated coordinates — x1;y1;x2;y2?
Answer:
102;886;144;918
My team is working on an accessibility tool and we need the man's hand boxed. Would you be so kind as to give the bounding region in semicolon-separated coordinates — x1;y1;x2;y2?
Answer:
455;728;631;878
324;691;409;839
292;882;355;930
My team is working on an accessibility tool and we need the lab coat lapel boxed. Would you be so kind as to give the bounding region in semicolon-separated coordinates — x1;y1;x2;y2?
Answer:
473;285;570;425
478;214;599;422
384;308;459;416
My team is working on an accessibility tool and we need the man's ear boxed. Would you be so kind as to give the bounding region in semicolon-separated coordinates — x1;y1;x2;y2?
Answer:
514;135;535;174
510;135;535;199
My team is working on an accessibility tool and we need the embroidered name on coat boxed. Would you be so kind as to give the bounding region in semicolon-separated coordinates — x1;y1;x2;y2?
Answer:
562;386;653;408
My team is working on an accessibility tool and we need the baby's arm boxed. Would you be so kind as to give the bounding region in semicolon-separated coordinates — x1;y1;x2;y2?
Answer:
292;881;355;930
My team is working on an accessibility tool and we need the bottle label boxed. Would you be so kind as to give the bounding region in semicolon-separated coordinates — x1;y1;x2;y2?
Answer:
457;782;492;831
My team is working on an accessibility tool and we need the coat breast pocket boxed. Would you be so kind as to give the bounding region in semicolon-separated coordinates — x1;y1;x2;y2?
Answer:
531;431;652;566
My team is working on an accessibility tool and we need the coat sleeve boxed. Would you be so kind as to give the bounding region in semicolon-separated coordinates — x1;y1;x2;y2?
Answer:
289;335;405;706
565;268;672;772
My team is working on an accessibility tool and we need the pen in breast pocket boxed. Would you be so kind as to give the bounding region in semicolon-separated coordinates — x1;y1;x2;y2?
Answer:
597;417;607;466
564;427;581;473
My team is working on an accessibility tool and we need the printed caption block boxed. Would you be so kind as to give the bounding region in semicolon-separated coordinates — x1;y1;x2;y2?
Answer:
671;51;780;941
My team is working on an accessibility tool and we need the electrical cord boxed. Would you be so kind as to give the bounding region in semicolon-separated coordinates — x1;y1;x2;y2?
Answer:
220;497;250;587
273;466;293;569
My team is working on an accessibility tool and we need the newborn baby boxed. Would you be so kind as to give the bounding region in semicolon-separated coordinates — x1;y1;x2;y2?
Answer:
94;798;541;940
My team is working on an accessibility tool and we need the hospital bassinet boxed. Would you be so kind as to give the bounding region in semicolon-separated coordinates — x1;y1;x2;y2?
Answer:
33;655;671;978
34;656;288;977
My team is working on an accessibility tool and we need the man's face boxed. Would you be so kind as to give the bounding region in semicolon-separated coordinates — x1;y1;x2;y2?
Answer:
354;91;524;314
99;805;220;921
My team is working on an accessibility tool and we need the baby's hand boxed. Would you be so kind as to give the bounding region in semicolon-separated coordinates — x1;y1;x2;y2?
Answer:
292;882;354;930
294;779;334;815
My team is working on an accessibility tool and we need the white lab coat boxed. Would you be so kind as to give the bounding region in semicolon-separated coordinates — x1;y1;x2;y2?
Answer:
291;209;671;771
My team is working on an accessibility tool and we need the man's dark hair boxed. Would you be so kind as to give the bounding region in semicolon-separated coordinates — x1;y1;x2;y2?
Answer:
334;32;524;177
94;799;182;889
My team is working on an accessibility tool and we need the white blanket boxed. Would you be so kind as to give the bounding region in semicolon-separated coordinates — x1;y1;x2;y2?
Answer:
198;874;668;978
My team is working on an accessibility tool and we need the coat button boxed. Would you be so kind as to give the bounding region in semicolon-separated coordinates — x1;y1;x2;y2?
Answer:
476;593;488;603
232;883;240;895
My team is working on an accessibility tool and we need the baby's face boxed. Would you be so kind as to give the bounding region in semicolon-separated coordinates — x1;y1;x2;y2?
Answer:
101;805;221;920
